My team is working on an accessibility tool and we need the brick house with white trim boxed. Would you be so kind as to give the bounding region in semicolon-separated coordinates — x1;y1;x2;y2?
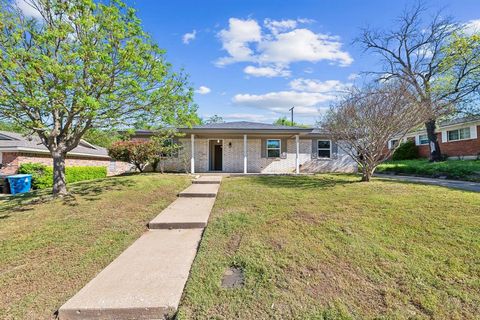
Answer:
0;131;134;176
388;116;480;159
131;121;358;174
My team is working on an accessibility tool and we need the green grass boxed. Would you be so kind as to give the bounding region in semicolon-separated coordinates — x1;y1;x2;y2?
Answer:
377;159;480;181
178;174;480;319
0;173;190;320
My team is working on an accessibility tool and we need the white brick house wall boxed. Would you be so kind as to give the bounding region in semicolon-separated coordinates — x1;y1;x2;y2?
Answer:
155;137;357;173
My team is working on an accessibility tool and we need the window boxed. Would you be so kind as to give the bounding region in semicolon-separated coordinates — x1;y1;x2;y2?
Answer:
317;140;331;158
418;134;429;145
389;139;399;150
447;127;471;141
266;139;281;158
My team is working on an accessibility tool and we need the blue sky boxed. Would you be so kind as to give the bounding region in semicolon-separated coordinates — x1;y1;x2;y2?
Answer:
18;0;480;124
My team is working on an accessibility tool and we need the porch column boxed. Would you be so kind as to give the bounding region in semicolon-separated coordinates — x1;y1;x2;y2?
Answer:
243;134;247;174
190;134;195;174
295;135;300;174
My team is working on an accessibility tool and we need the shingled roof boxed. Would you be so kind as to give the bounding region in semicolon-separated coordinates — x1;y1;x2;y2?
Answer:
0;131;109;158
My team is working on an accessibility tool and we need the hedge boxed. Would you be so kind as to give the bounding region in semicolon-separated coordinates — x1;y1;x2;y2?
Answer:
377;159;480;181
391;140;419;160
18;163;107;189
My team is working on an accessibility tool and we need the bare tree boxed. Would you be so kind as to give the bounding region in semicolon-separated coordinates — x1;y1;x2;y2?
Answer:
358;3;480;161
322;83;428;182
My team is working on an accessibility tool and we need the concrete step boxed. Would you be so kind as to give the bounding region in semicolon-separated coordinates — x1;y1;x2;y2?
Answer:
178;183;219;198
58;229;203;320
192;176;222;184
148;197;215;229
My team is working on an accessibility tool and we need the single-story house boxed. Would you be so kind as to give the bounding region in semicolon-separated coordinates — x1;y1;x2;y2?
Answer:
0;131;133;176
388;116;480;159
131;121;357;174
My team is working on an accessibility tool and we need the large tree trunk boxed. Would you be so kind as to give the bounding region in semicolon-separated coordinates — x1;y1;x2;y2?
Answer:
425;119;442;162
52;151;68;196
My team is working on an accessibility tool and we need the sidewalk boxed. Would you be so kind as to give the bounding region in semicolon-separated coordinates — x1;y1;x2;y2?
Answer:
58;175;222;320
375;174;480;192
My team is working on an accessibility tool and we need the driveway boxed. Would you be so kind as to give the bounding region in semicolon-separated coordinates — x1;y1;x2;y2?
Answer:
376;174;480;192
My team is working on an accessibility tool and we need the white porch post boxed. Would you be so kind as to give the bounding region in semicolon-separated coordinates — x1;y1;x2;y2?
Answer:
243;134;247;174
295;135;300;174
190;134;195;174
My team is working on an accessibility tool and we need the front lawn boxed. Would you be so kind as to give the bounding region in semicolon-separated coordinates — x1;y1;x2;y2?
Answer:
377;159;480;181
0;173;190;320
178;175;480;319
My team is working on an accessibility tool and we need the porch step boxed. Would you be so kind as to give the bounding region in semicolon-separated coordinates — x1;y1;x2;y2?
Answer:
178;183;219;198
148;197;216;229
192;176;222;184
58;229;203;320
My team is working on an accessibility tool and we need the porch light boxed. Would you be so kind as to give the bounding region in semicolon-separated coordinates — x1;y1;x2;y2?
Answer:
217;139;220;143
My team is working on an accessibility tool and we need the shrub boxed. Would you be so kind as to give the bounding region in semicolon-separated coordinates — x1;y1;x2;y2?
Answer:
108;140;155;172
391;140;419;160
18;163;52;189
18;163;107;189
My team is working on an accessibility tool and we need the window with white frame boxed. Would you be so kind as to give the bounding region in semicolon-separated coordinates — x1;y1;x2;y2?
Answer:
447;127;471;141
266;139;281;158
317;140;331;158
418;134;429;145
389;139;399;150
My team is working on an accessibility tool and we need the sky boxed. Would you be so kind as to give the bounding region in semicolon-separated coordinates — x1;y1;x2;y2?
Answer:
15;0;480;125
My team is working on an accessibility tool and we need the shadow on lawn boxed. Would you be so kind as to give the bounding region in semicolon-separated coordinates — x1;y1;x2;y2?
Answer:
252;174;359;189
0;175;136;214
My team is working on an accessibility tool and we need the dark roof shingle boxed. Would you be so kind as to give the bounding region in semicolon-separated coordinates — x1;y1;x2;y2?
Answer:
0;131;109;158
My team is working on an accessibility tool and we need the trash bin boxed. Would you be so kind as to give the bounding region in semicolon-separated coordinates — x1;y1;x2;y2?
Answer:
7;174;32;195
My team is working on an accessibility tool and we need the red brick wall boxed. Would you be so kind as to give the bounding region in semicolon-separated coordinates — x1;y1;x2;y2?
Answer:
417;125;480;159
0;152;134;176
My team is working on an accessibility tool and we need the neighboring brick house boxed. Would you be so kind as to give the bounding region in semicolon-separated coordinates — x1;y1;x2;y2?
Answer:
387;116;480;159
0;131;134;176
131;121;358;174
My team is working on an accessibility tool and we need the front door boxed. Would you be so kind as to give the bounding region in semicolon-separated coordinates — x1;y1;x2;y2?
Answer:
209;140;223;171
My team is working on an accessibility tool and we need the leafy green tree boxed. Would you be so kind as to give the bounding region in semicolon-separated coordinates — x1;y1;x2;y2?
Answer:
438;32;480;116
204;114;225;124
359;4;480;161
0;0;197;195
82;129;121;148
0;121;25;133
273;117;306;127
150;129;183;173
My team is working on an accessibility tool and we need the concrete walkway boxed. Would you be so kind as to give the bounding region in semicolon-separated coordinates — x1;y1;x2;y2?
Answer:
58;175;222;320
376;174;480;192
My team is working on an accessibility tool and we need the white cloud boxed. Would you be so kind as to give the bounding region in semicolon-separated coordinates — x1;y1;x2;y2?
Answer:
195;86;211;95
182;30;197;44
232;78;349;116
232;91;335;116
216;17;353;76
464;19;480;35
216;18;262;66
258;29;353;66
15;0;42;19
347;73;359;81
289;78;348;93
264;18;298;35
243;65;290;78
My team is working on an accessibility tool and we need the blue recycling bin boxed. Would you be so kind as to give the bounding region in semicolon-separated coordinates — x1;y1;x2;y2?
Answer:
7;174;32;195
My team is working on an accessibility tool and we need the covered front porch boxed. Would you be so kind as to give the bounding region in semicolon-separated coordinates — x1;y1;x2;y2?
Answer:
182;129;312;174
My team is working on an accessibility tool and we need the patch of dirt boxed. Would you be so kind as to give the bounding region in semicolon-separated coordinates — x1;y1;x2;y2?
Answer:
226;233;242;254
221;267;245;288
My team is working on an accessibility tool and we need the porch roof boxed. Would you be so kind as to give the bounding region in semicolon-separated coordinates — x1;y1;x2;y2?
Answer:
179;121;313;135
